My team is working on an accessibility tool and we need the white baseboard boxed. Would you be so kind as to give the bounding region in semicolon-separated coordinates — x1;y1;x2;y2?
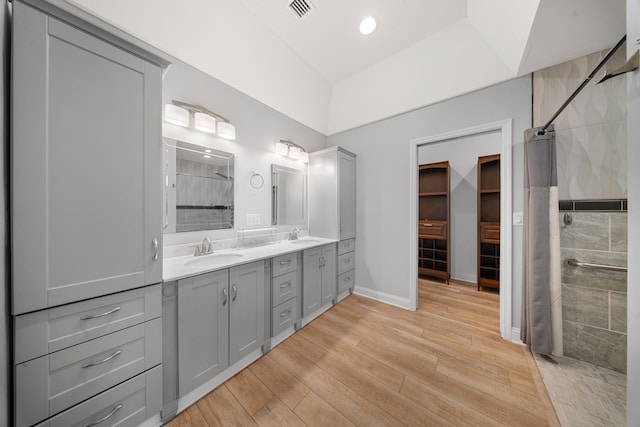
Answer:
353;286;411;310
511;327;523;345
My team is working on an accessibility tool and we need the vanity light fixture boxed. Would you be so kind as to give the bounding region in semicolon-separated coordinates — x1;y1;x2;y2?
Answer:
164;104;189;127
164;100;236;140
276;139;309;163
359;16;377;35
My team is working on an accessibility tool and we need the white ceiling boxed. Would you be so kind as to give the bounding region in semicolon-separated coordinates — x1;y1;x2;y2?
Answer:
238;0;468;84
67;0;626;136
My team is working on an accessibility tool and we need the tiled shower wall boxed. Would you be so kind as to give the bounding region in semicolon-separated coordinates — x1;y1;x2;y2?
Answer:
559;207;627;373
535;49;628;372
533;47;627;200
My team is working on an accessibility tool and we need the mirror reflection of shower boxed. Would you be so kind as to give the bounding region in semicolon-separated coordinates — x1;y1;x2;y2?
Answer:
163;138;234;233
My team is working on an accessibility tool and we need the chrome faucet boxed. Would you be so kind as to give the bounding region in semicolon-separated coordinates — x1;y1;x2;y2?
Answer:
190;237;213;257
289;228;300;240
201;237;213;255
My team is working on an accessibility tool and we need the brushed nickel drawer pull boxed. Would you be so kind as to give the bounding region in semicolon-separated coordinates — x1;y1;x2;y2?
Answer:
280;281;292;288
344;276;351;282
280;310;291;317
80;306;121;320
423;223;433;227
279;260;291;265
152;237;159;261
82;404;123;427
344;258;351;263
82;350;122;368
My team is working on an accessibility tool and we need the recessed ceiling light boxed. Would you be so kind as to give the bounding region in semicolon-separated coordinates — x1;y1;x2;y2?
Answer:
359;17;376;35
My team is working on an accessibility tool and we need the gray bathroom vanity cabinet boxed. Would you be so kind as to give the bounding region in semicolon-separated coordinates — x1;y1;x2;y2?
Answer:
11;1;170;426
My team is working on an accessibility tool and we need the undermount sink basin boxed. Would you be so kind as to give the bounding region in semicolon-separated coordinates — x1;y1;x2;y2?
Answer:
289;239;321;244
184;253;244;267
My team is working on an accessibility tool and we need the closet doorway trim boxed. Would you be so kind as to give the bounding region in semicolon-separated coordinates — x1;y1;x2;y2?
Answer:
408;119;513;341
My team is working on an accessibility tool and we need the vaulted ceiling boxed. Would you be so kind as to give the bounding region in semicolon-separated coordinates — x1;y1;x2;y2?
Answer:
67;0;625;135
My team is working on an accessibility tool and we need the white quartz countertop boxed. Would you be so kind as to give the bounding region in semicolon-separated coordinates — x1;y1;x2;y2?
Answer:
163;237;338;282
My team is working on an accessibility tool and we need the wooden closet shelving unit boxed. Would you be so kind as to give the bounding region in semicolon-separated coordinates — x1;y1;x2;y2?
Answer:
418;161;450;283
477;154;501;290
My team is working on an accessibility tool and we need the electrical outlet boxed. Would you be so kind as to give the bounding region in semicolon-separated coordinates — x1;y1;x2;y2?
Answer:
246;213;261;226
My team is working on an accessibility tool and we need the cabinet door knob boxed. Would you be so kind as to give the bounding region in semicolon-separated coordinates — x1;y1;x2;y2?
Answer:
222;288;228;306
232;284;237;302
152;237;159;261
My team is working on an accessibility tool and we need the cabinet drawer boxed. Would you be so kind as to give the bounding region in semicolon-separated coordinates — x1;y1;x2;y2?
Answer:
337;251;355;276
272;298;298;337
272;271;297;307
418;221;447;239
15;284;161;364
272;253;298;277
338;269;355;295
16;318;162;427
480;223;500;243
34;365;162;427
337;238;355;255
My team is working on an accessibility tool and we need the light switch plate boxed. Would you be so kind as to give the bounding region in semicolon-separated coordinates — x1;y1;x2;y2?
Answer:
513;212;523;226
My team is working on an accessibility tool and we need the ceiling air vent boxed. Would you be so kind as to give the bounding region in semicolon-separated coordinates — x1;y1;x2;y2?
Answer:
288;0;315;19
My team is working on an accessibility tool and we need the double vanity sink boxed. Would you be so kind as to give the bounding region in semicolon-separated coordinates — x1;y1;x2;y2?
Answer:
164;237;331;281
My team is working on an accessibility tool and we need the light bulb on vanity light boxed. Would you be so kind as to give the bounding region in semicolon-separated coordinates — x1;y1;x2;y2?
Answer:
289;146;309;163
164;104;189;127
275;141;289;156
194;112;216;133
217;121;236;140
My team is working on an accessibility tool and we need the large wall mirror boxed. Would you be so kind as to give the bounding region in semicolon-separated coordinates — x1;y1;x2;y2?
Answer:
272;164;307;226
163;138;234;233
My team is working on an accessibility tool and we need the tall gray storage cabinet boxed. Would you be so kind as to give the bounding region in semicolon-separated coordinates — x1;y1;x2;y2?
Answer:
309;147;356;299
11;1;169;426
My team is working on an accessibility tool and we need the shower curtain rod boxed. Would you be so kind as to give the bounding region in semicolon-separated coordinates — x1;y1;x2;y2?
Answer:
536;35;627;136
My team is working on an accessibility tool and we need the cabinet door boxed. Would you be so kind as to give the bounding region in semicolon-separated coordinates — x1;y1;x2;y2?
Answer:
11;3;162;314
229;261;265;366
178;271;229;396
302;247;322;316
321;244;337;306
339;152;356;240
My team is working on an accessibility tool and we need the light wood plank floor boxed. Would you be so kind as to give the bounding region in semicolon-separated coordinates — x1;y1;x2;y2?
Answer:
169;279;560;426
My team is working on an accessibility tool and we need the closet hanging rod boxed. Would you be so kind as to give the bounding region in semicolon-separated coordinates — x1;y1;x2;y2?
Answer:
537;35;627;136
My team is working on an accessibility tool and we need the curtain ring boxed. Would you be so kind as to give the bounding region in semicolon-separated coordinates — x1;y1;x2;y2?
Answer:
250;172;264;189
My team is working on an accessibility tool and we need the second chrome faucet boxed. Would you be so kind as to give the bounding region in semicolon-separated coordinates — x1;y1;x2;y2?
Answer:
191;237;213;256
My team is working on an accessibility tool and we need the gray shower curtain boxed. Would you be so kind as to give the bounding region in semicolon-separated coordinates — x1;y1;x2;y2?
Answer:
521;126;563;356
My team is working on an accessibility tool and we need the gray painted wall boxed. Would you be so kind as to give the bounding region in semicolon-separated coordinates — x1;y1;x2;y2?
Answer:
327;76;531;331
1;3;8;425
418;131;502;284
626;0;639;420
